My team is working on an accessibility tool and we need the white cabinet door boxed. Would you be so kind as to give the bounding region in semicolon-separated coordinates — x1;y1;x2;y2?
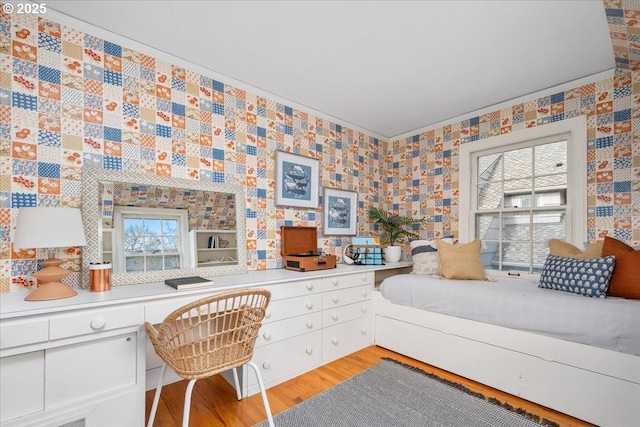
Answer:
0;351;45;422
45;332;137;408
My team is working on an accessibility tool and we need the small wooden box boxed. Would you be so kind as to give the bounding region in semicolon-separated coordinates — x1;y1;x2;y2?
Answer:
281;226;337;272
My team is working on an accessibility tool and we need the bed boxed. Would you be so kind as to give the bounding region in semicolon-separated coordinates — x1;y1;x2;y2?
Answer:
373;274;640;427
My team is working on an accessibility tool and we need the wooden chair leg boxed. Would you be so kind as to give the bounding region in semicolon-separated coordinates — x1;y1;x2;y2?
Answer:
247;361;274;427
147;364;167;427
182;379;197;427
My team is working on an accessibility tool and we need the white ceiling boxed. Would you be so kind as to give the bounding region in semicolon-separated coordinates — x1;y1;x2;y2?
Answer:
45;1;615;139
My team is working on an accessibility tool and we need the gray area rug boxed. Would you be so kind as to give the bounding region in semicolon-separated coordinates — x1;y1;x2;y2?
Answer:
254;358;557;427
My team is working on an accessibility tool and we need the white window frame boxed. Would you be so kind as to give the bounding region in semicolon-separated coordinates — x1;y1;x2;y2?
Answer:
459;115;587;279
113;206;190;273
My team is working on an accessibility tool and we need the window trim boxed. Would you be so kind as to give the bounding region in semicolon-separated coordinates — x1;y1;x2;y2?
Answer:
113;206;191;273
459;115;587;277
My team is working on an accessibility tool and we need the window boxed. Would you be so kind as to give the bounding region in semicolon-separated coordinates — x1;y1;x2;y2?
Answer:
459;116;587;278
113;207;190;273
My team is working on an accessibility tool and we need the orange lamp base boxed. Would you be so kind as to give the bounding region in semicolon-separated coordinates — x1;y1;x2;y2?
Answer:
26;258;77;301
25;280;77;301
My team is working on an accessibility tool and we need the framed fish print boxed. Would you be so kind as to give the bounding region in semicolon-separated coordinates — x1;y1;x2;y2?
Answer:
323;187;357;236
275;151;319;208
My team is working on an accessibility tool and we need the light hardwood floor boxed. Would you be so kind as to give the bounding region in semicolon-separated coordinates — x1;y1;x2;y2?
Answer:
145;345;594;427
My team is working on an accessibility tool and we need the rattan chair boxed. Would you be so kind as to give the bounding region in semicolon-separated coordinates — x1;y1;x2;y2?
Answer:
145;288;274;427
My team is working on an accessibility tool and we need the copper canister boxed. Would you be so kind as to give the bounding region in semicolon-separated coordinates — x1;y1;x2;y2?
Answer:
89;262;112;292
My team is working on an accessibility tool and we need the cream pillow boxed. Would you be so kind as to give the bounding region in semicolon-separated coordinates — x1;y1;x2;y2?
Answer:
548;239;603;259
437;239;485;280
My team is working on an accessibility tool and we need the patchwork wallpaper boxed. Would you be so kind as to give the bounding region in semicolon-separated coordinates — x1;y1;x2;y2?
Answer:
2;1;639;293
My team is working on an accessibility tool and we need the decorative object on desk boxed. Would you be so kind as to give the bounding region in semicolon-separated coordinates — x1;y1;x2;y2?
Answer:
13;207;87;301
281;226;337;272
342;244;356;264
366;206;424;263
322;187;357;236
89;262;112;292
347;237;384;265
164;276;213;290
275;151;319;209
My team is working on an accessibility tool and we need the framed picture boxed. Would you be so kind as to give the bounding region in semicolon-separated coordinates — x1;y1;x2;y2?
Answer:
275;151;319;208
323;187;357;235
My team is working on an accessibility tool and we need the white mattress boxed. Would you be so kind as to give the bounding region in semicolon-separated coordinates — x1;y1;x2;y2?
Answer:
380;275;640;356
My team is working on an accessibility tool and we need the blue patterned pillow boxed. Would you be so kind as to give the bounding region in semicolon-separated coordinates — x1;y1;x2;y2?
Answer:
539;254;616;298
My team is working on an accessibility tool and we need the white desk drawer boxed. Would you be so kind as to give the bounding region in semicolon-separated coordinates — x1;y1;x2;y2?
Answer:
322;284;371;309
49;306;142;340
250;331;321;389
266;279;321;300
0;318;49;350
322;300;371;327
322;317;372;363
321;272;374;292
263;293;321;324
256;312;321;347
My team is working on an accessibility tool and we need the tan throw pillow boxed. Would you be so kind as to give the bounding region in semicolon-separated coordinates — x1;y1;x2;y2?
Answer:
437;239;485;280
602;236;640;299
548;239;603;259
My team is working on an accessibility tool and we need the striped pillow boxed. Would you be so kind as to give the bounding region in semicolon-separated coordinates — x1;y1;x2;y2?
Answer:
410;240;439;275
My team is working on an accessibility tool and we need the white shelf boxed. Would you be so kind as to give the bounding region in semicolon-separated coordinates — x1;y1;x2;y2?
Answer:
189;229;238;268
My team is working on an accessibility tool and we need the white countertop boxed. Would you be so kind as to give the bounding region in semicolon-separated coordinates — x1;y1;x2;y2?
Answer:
0;262;412;320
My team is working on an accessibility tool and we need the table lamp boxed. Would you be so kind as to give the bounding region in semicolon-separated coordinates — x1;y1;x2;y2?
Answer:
13;207;87;301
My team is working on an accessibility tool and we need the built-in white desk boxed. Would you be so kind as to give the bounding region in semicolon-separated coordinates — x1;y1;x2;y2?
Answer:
0;262;411;427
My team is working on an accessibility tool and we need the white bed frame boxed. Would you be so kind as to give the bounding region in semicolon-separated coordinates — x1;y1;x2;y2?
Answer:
373;290;640;427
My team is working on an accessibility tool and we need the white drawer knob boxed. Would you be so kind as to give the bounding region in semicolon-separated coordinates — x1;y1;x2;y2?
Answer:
305;346;313;355
90;317;106;330
361;290;367;297
263;361;271;370
306;283;314;291
331;313;339;321
332;295;339;304
263;331;272;340
361;275;367;281
331;337;339;345
361;328;367;335
332;278;339;286
361;306;367;313
265;311;272;319
305;301;313;310
306;320;314;328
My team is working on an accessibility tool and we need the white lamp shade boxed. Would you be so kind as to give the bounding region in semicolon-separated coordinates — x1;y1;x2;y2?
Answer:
13;207;87;249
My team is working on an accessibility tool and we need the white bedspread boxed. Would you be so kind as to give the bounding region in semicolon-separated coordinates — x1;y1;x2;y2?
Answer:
380;275;640;356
